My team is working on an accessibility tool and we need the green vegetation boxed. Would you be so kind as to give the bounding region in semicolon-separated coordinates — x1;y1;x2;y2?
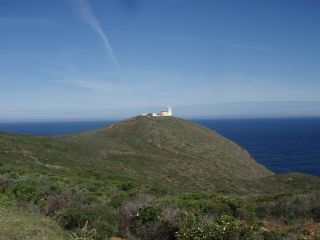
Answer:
0;116;319;239
0;205;65;240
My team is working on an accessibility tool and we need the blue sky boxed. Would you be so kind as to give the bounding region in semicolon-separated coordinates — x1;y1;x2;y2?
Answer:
0;0;320;121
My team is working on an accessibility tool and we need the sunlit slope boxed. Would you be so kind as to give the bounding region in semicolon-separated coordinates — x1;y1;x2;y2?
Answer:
63;116;272;190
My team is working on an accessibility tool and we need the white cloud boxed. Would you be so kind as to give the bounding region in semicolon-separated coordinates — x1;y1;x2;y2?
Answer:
73;0;120;70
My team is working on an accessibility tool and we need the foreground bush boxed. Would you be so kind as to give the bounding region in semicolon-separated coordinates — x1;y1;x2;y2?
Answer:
311;205;320;222
9;182;40;204
70;221;97;240
176;214;256;240
176;194;256;223
59;205;118;240
134;206;163;224
119;196;178;240
1;172;318;240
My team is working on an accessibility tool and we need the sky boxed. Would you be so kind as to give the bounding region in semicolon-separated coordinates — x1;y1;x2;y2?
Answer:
0;0;320;121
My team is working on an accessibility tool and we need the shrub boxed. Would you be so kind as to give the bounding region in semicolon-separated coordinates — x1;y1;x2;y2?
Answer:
10;182;40;204
119;194;153;233
311;205;320;222
44;194;70;216
176;213;223;240
119;197;177;240
210;196;242;216
176;193;211;213
119;182;135;191
59;205;118;240
176;213;256;240
124;204;165;239
256;193;317;222
0;166;24;178
178;193;244;218
70;221;97;240
43;189;87;216
216;215;256;240
235;208;249;221
262;231;283;240
134;206;163;224
0;176;11;187
133;221;177;240
111;193;133;208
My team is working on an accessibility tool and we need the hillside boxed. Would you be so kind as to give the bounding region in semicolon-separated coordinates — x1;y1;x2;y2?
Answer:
0;116;319;194
1;116;320;239
61;116;272;191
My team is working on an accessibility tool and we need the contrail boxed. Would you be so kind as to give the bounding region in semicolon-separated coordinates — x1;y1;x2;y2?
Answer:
73;0;120;69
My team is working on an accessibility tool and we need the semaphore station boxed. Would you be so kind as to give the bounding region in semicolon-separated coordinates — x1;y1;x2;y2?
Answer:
141;106;172;117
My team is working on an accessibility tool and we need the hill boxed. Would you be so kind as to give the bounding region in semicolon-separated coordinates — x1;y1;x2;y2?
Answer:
0;116;320;239
62;116;272;192
0;116;319;194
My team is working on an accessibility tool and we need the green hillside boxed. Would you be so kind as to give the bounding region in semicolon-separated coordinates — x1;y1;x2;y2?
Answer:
0;116;319;239
62;116;273;192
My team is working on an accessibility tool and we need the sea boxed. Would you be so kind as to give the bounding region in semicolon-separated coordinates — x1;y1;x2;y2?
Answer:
0;118;319;176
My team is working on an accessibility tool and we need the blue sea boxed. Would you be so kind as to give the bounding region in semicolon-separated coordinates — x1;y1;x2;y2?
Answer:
0;118;319;176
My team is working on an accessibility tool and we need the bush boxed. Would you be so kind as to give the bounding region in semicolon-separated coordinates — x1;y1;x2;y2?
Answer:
59;205;118;240
0;176;11;188
209;196;242;216
176;194;211;214
44;194;70;216
119;182;135;191
176;214;256;240
0;166;24;178
262;231;283;240
119;194;153;232
119;197;177;240
256;193;317;222
235;208;249;221
134;206;163;224
311;205;320;222
178;222;225;240
129;205;175;239
10;182;40;204
70;221;97;240
176;194;255;221
43;189;86;216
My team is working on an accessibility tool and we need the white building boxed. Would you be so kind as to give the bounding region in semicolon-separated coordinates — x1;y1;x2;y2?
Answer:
158;106;172;116
141;106;172;117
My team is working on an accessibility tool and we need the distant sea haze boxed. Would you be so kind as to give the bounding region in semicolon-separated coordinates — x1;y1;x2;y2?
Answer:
0;118;319;176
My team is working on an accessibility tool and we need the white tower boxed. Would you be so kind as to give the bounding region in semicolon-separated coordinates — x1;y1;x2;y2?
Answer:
167;106;172;116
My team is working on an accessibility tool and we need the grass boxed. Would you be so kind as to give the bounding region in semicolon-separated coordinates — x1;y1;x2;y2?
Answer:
0;205;65;240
